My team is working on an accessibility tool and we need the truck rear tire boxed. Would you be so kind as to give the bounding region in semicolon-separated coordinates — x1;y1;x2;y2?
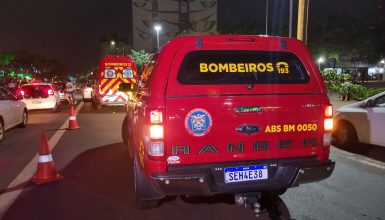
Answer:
133;157;162;209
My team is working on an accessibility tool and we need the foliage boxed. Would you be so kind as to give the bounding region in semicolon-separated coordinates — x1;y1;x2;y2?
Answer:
321;70;351;93
0;53;16;67
321;70;385;101
129;49;149;71
348;84;369;101
349;85;385;101
0;51;67;81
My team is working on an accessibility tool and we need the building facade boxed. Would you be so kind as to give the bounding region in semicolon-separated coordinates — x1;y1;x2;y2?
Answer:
132;0;217;52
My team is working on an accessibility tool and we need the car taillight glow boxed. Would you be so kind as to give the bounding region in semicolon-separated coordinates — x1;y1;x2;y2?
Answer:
149;125;164;139
145;108;166;160
323;105;333;148
20;90;25;96
323;105;333;132
47;89;54;95
324;118;333;131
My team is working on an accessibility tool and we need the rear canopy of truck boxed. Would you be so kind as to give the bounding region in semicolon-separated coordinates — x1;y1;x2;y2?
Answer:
160;35;331;165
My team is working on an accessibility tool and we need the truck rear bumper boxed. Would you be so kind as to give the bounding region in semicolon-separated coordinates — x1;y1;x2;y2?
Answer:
149;157;335;196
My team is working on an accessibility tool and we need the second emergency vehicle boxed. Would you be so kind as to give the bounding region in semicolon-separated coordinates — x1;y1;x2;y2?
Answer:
92;55;138;109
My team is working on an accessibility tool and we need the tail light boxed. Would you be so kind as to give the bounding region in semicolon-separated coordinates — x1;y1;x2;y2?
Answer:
323;105;333;149
149;125;164;139
20;90;25;96
324;105;333;131
47;89;54;95
144;108;165;160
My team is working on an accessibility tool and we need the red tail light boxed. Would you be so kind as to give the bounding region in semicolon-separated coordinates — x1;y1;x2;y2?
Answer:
322;105;333;156
47;89;54;95
145;108;165;160
20;90;25;96
324;105;333;131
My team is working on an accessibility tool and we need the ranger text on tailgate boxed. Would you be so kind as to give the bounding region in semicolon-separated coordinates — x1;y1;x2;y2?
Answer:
120;35;335;209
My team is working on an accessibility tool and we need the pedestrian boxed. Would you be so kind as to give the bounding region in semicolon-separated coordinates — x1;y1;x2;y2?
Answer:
65;80;75;105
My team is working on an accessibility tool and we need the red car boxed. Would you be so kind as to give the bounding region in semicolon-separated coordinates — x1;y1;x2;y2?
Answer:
121;35;335;209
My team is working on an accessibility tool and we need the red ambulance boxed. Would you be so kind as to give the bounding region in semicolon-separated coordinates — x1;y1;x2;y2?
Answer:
92;55;138;109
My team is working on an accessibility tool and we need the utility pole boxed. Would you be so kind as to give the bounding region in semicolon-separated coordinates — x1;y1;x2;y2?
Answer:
297;0;309;43
289;0;293;38
265;0;269;35
297;0;304;41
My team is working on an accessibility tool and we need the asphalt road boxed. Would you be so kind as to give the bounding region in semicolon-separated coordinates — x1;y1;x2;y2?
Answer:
0;101;384;220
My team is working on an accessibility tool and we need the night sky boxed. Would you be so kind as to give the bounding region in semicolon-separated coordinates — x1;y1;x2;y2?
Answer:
0;0;382;74
0;0;132;73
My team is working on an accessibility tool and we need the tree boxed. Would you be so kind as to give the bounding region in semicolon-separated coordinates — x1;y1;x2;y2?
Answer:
129;49;149;71
0;51;67;81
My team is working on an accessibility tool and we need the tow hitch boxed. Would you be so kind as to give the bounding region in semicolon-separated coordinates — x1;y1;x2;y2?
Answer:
234;192;283;219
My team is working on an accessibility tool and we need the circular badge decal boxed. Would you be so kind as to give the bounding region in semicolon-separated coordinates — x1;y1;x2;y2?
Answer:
185;108;213;137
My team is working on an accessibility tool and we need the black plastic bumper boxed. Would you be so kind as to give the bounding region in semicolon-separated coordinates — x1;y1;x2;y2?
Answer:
149;157;335;196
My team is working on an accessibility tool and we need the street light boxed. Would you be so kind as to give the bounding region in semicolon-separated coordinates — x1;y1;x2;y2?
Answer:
317;57;325;71
154;24;162;50
110;40;116;46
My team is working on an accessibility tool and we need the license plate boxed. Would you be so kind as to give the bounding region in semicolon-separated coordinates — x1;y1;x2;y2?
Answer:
224;165;268;183
32;100;41;104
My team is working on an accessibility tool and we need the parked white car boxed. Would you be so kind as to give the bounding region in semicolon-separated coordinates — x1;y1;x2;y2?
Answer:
333;91;385;148
0;87;28;142
20;83;61;112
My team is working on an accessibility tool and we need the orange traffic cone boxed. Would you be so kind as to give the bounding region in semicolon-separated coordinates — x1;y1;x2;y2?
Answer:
31;133;63;184
67;105;80;130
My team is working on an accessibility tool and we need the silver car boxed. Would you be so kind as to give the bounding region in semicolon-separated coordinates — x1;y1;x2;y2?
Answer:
0;87;28;142
333;91;385;148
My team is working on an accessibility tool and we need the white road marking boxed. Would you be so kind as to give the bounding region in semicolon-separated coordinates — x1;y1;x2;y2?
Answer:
331;147;385;170
0;102;83;218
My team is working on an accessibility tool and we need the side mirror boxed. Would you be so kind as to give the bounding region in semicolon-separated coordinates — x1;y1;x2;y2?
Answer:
119;83;133;93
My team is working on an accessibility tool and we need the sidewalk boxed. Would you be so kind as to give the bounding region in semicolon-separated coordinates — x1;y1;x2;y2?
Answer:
328;92;358;110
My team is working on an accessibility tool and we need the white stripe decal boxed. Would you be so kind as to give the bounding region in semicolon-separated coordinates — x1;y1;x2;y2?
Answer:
69;116;76;120
38;154;53;163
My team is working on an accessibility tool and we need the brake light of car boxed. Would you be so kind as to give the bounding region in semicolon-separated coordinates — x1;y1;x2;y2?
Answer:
47;89;54;95
322;105;333;150
145;108;166;160
324;105;333;131
20;90;25;96
149;125;163;139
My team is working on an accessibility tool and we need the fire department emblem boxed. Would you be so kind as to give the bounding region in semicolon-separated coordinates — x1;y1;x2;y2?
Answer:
185;108;212;137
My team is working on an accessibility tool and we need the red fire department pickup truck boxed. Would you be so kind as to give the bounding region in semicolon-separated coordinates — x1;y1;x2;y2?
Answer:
120;35;335;211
